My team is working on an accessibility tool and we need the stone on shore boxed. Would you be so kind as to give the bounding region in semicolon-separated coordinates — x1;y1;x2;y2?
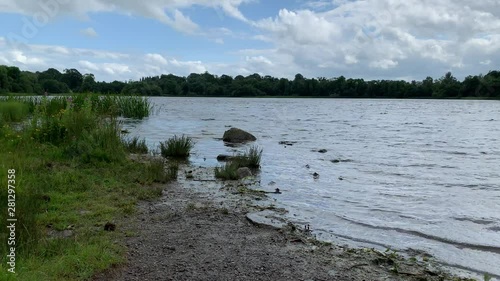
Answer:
246;210;288;230
222;128;256;143
237;167;252;179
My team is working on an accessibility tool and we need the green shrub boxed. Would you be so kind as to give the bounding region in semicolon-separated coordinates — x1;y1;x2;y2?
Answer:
123;136;148;154
0;101;29;122
159;135;193;158
214;163;239;180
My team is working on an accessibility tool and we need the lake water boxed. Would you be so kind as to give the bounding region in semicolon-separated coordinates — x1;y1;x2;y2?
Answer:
123;97;500;279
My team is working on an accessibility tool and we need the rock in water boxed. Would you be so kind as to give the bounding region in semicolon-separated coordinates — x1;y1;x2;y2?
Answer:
237;167;253;179
217;154;235;161
222;128;256;143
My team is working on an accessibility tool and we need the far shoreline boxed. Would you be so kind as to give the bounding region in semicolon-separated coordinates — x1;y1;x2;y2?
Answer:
2;93;500;101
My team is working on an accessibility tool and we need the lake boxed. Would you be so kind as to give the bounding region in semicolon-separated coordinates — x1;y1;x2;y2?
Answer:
123;97;500;279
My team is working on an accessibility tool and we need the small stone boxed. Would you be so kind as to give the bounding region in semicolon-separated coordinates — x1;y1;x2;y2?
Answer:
104;222;116;231
237;167;252;179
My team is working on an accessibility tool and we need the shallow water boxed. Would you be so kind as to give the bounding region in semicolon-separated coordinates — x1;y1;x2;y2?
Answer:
123;97;500;278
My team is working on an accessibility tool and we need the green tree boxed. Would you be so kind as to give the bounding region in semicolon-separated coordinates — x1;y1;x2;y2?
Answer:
62;68;83;92
81;74;97;92
433;72;461;98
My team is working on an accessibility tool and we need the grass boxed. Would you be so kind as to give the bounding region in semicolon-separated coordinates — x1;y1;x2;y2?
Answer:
234;145;262;169
0;94;152;119
123;136;149;154
0;101;29;122
0;97;171;280
214;163;239;180
143;158;178;184
159;135;194;159
115;96;152;119
215;146;263;180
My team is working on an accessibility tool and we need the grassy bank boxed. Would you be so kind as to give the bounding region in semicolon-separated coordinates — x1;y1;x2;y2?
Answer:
0;95;170;280
0;94;153;119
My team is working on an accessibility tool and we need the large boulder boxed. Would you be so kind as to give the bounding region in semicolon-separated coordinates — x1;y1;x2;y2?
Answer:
222;128;256;143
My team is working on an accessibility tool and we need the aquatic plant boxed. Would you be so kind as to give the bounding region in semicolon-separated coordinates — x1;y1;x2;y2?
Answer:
159;135;193;159
115;95;152;119
214;163;239;180
229;145;263;169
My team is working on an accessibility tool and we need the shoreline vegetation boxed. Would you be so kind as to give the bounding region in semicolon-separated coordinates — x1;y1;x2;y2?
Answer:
0;95;491;280
1;64;499;99
0;94;172;280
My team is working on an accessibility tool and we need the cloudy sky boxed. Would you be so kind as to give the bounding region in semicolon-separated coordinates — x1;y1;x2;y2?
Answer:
0;0;499;82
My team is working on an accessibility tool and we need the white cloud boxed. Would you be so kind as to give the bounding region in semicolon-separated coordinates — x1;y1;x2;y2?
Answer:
169;58;207;74
9;50;44;65
369;59;398;69
0;0;253;34
1;1;499;81
145;53;168;66
250;0;500;80
245;56;273;66
80;27;98;37
79;60;99;71
102;63;131;75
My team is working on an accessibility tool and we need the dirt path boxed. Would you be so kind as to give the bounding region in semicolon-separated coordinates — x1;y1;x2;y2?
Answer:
94;166;468;281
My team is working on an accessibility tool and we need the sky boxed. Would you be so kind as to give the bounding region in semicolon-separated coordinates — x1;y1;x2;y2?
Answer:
0;0;499;82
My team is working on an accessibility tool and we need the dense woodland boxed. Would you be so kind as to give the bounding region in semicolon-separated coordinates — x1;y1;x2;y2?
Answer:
1;64;499;98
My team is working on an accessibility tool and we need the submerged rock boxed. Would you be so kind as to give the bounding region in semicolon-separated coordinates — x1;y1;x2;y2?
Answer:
217;154;236;161
222;128;256;143
237;167;253;179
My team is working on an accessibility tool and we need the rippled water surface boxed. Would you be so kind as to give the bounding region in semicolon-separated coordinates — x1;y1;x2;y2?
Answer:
123;97;500;278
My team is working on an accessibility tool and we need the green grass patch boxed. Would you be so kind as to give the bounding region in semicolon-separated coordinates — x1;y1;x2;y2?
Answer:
214;163;239;180
232;145;262;169
159;135;194;159
0;101;29;122
115;96;152;119
122;136;148;154
0;97;165;280
0;94;152;119
143;158;178;184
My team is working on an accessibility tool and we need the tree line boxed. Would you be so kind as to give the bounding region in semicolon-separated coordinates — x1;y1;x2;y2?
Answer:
1;64;499;98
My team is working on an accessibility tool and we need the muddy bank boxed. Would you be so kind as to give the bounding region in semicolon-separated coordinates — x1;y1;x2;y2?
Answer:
94;166;472;281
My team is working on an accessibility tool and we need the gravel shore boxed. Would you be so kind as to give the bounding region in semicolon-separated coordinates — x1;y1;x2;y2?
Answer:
94;165;471;281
